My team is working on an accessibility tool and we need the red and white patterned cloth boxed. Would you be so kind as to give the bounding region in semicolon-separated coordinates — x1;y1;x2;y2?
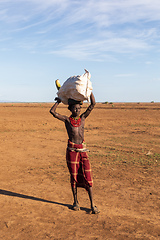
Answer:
66;140;93;190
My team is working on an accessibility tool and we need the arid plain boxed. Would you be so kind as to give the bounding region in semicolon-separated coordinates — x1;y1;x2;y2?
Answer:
0;102;160;240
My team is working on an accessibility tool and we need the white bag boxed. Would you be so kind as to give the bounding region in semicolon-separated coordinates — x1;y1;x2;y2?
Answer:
57;69;93;105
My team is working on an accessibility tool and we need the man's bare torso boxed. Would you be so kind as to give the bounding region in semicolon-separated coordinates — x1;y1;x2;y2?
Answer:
50;93;96;144
65;116;85;144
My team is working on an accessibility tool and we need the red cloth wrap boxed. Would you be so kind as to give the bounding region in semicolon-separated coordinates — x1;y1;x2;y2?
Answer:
66;140;93;190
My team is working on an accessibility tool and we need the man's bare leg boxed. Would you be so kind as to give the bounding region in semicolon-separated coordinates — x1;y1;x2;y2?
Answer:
71;185;78;204
87;187;94;208
88;187;100;214
71;186;80;211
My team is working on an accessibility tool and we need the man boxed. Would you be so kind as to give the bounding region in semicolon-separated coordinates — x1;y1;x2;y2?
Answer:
50;92;99;214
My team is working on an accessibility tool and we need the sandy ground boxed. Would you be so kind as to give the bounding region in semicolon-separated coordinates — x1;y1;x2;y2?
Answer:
0;102;160;240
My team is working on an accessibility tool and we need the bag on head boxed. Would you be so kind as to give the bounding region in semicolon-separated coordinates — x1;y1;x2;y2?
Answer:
57;69;93;105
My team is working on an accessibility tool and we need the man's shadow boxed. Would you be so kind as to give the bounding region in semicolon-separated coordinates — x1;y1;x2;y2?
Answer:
0;189;90;213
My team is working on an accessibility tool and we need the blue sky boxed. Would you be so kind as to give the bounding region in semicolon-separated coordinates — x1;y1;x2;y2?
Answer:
0;0;160;102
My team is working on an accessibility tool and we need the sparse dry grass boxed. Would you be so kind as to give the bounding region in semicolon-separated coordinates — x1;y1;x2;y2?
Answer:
0;102;160;239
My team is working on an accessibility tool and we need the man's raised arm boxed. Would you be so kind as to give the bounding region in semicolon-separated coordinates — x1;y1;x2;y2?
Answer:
81;92;96;119
50;98;68;122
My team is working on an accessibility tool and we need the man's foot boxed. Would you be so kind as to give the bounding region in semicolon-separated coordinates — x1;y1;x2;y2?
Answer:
72;202;80;211
91;206;100;214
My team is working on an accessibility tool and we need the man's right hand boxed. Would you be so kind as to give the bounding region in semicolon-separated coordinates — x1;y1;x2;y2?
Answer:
55;97;61;103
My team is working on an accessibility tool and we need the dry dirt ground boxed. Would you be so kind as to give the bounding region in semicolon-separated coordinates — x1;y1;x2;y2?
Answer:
0;102;160;240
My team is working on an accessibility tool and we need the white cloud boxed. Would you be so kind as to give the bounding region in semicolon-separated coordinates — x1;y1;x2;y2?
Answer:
145;61;153;65
0;0;160;61
58;0;160;27
48;35;151;61
2;0;160;27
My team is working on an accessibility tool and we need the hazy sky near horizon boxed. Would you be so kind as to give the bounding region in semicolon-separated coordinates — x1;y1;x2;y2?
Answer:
0;0;160;102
